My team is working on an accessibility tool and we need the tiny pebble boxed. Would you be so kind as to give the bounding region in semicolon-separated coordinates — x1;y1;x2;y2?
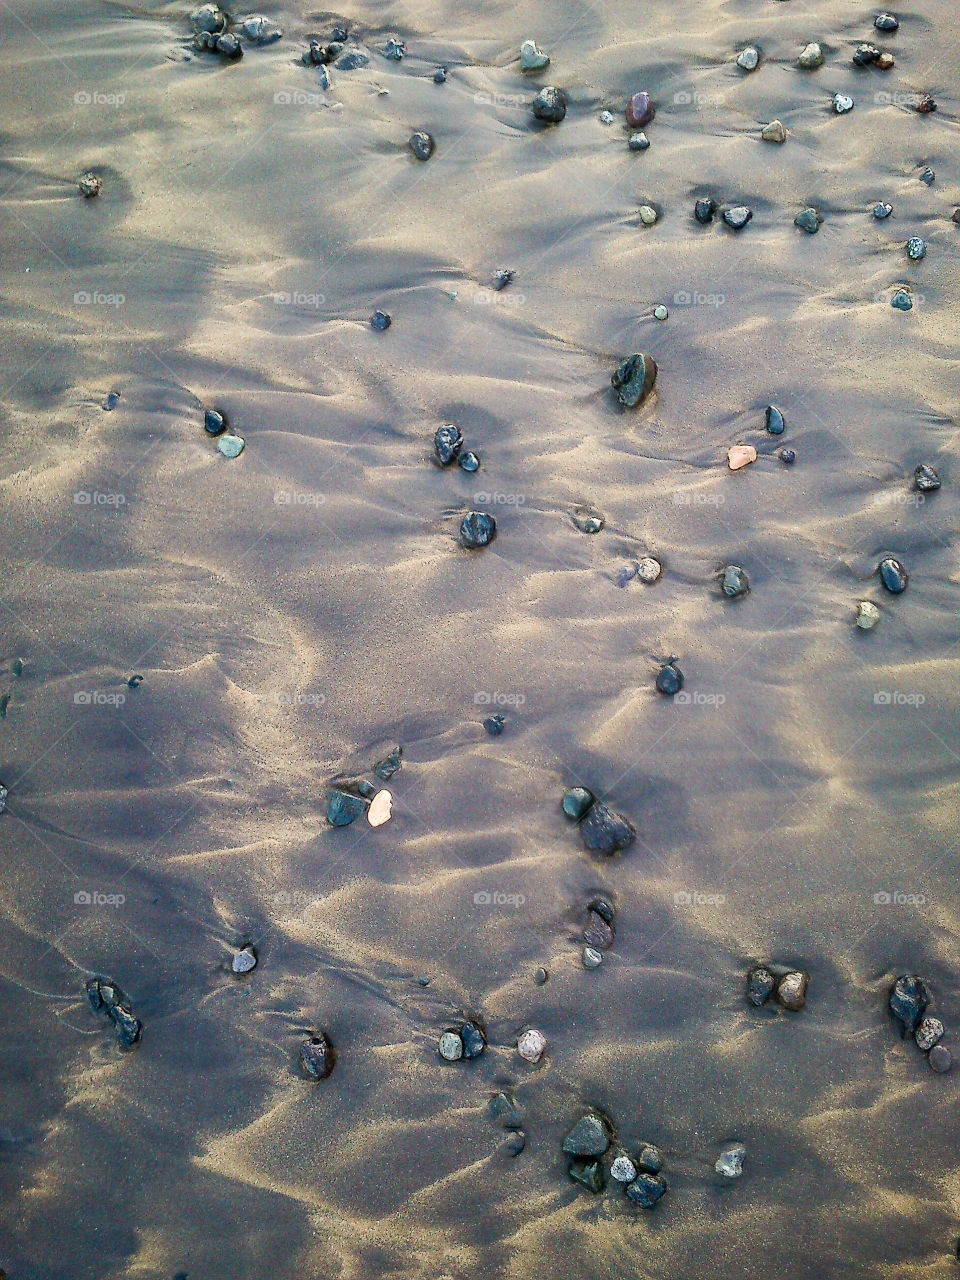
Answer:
891;288;912;311
779;448;796;464
638;205;658;226
906;237;926;260
599;110;615;125
653;304;668;320
920;167;935;185
409;131;435;161
737;46;760;72
438;1030;463;1061
929;1045;952;1073
723;206;752;230
534;966;549;985
873;201;893;219
833;93;855;114
532;86;566;123
232;945;257;974
484;714;505;735
78;171;102;197
914;462;940;491
103;391;120;410
637;555;662;583
715;1143;746;1178
795;207;823;234
433;66;447;83
217;435;244;458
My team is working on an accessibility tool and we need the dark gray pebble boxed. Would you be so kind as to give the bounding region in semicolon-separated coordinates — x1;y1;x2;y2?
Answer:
625;1172;667;1206
579;801;635;856
779;448;796;464
371;309;391;330
461;1020;486;1059
929;1044;952;1072
795;207;823;234
460;511;496;548
492;268;515;291
409;131;435;160
878;556;908;593
721;564;750;598
483;714;505;735
563;1114;609;1157
889;973;928;1033
458;450;480;473
434;424;463;464
204;408;226;435
765;405;785;434
373;746;402;779
655;658;683;696
299;1033;335;1079
874;201;893;219
747;966;776;1006
611;352;657;407
915;462;940;491
853;43;881;65
875;12;899;31
562;786;594;820
383;36;405;60
433;66;447;83
336;49;369;70
569;1160;605;1193
103;391;120;410
695;198;716;224
583;908;614;950
532;86;566;123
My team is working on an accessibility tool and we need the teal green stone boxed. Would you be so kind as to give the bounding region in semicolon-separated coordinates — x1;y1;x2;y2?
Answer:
217;434;245;458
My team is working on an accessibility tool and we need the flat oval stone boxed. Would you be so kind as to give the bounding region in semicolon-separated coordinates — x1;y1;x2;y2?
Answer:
889;974;928;1032
728;443;757;470
299;1033;334;1079
777;971;808;1010
747;966;776;1006
716;1143;746;1178
367;789;392;827
326;789;367;826
915;1016;944;1051
656;660;683;696
798;42;824;68
915;462;940;491
638;204;658;226
929;1045;952;1072
562;1114;609;1156
765;405;785;434
434;423;463;464
611;352;657;407
906;237;926;260
204;408;226;435
583;909;614;950
232;945;257;973
562;787;594;820
695;198;716;224
638;556;662;583
438;1030;463;1061
737;46;759;71
629;132;649;150
874;201;893;218
517;1028;547;1062
654;304;668;320
795;207;823;234
460;511;496;548
626;91;655;128
534;966;549;984
217;434;244;457
878;556;907;593
579;801;635;856
722;564;750;598
611;1154;637;1182
461;1020;486;1058
833;93;855;113
582;945;602;968
520;39;550;72
856;601;880;629
458;450;480;473
625;1172;667;1207
532;86;566;122
891;287;913;311
723;206;753;230
409;131;435;160
371;309;391;330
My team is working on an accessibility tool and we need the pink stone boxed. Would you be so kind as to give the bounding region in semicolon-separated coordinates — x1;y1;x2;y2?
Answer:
727;444;757;471
626;91;655;128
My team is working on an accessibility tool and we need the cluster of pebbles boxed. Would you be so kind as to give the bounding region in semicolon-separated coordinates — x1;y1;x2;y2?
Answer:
434;424;479;474
581;898;615;969
438;1020;487;1061
889;975;952;1072
203;406;244;457
562;786;635;857
189;5;282;60
85;976;142;1047
747;965;809;1011
326;746;400;828
562;1113;667;1205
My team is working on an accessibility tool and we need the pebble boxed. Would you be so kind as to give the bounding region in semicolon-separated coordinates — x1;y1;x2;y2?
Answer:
356;780;377;798
573;506;604;534
873;201;893;219
890;975;928;1033
506;1130;526;1156
214;33;243;58
579;801;636;856
906;237;926;260
433;66;447;83
303;39;330;65
591;897;615;923
569;1160;605;1193
877;52;895;69
460;512;496;548
728;443;757;470
434;423;463;465
373;746;402;779
656;657;683;696
534;966;549;985
562;1114;609;1157
737;46;760;71
953;208;960;224
853;42;881;66
915;1016;944;1051
653;304;668;320
204;407;226;435
562;786;595;820
492;268;515;291
520;39;550;72
695;198;717;224
638;204;658;226
458;450;480;473
856;601;880;629
625;91;655;128
916;94;937;114
128;674;143;688
583;946;603;968
920;167;935;185
367;789;392;827
875;12;899;31
795;207;823;234
232;945;257;974
217;434;244;458
761;120;787;144
878;556;908;593
532;87;566;123
584;908;614;950
747;966;776;1006
723;206;753;230
765;405;785;434
833;93;855;114
611;1154;637;1182
371;309;391;330
336;49;369;70
299;1033;335;1079
383;36;405;60
490;1091;522;1127
240;15;282;45
722;565;750;598
891;288;913;311
929;1045;952;1073
327;789;367;826
599;110;615;125
484;713;505;735
625;1173;667;1207
798;43;824;69
191;3;226;32
0;782;7;813
638;556;662;583
777;971;808;1011
914;462;940;491
78;171;102;198
438;1030;464;1061
409;131;435;161
715;1143;746;1178
611;352;657;407
629;132;649;151
638;1143;663;1173
517;1028;547;1062
86;977;143;1048
103;391;120;410
461;1020;486;1059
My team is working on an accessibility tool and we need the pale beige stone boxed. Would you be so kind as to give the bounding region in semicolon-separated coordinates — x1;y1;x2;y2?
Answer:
727;444;757;470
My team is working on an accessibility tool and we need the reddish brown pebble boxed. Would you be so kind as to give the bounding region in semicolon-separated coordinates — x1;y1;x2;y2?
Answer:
916;95;937;113
929;1044;952;1073
583;909;614;950
626;91;655;129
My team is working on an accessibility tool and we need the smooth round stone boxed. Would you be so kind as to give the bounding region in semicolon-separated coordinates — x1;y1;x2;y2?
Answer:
891;288;913;311
723;206;753;230
737;46;759;71
916;1016;944;1051
638;1143;663;1173
722;565;749;598
656;660;683;696
856;601;880;629
747;966;776;1006
638;556;662;583
653;304;669;321
217;434;244;458
929;1045;952;1073
517;1028;547;1062
215;32;243;58
582;946;603;968
103;391;120;411
532;86;566;122
569;1160;605;1194
853;42;881;65
728;443;757;470
915;462;940;491
629;132;650;150
761;120;787;143
409;131;435;161
625;1173;667;1207
877;52;895;69
878;556;908;593
638;204;658;226
779;448;796;464
777;971;808;1010
383;36;405;60
765;405;785;434
562;786;595;820
461;1020;486;1059
599;110;615;125
611;1154;637;1182
371;309;391;331
505;1130;526;1156
906;237;926;260
562;1114;609;1156
204;408;225;435
520;39;550;72
460;511;496;548
241;15;282;44
78;171;102;198
458;450;480;473
626;91;655;128
889;974;928;1032
483;713;505;735
798;42;824;68
875;12;899;31
795;207;823;234
336;48;369;69
716;1143;746;1178
438;1031;463;1061
695;197;716;224
434;423;463;464
611;352;657;407
579;801;635;856
299;1033;334;1079
584;908;614;950
874;201;893;219
232;945;257;974
534;966;549;984
833;93;855;113
573;506;604;534
191;4;226;33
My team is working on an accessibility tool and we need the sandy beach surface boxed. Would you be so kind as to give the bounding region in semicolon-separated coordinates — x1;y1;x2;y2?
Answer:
0;1;959;1276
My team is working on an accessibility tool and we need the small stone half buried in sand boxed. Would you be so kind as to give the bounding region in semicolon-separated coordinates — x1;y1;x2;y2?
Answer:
638;556;661;583
373;746;402;779
715;1143;746;1178
299;1032;335;1079
611;352;657;408
777;970;808;1010
517;1028;547;1062
727;444;757;470
232;945;257;974
367;788;392;827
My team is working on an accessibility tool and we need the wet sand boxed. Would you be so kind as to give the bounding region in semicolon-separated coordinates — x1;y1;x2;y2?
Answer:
0;1;959;1276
